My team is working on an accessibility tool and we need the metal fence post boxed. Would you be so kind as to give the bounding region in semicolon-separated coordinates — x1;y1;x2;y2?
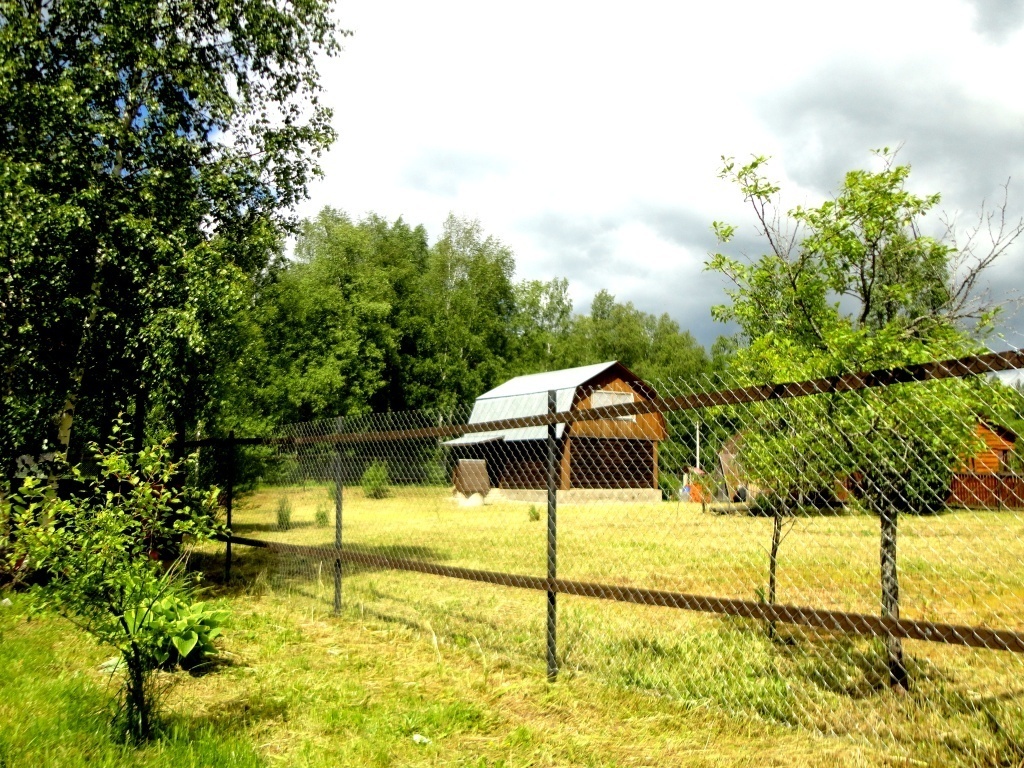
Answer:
334;442;344;616
546;389;558;681
224;430;235;584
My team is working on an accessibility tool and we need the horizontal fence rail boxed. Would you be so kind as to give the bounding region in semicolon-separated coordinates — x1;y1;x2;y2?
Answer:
185;349;1024;449
219;534;1024;653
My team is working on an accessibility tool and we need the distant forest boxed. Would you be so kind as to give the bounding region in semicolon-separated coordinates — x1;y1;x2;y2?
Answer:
221;208;729;435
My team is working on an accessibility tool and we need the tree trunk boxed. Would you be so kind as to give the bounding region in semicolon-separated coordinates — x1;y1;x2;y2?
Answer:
880;504;908;690
124;645;152;743
767;505;782;641
56;275;103;454
132;382;148;454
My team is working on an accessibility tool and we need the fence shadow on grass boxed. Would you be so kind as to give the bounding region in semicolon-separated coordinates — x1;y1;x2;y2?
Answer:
230;520;318;534
187;542;451;599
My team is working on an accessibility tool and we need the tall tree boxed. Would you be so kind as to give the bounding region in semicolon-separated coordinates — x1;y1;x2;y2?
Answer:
509;278;573;375
247;209;429;424
407;214;517;412
563;290;711;384
708;150;1021;688
0;0;342;466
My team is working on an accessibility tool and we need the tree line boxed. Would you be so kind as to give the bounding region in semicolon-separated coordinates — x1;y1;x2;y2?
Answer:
224;207;725;434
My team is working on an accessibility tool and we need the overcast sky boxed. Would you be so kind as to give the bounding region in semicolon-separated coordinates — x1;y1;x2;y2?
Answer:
298;0;1024;351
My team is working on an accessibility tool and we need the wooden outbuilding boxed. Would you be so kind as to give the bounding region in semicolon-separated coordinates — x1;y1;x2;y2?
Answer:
949;422;1021;509
446;361;667;492
959;422;1017;474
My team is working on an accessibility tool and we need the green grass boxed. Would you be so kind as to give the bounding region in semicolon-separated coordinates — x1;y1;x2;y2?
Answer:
213;483;1024;763
231;484;1024;629
0;594;264;768
1;590;880;767
5;483;1024;766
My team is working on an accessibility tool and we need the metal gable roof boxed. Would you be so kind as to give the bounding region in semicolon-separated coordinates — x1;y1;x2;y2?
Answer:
444;361;621;445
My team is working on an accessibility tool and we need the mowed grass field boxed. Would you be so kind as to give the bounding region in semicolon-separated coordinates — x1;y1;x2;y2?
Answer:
6;484;1024;766
1;590;884;768
208;483;1024;765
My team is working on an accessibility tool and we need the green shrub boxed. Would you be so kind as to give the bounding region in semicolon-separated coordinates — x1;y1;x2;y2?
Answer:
658;472;682;501
276;496;292;530
134;594;228;671
314;502;330;527
5;433;224;743
528;505;540;522
361;460;391;499
425;448;450;486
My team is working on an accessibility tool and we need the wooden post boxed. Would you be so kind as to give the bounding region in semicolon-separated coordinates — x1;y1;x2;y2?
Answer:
224;431;235;584
546;389;558;681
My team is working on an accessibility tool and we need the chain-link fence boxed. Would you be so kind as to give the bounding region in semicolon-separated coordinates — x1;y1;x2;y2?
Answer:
192;342;1024;758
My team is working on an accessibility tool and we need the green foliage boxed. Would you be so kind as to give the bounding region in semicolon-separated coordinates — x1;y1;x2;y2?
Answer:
528;505;541;522
658;471;682;501
315;503;330;528
0;0;343;467
247;210;428;423
707;149;1006;686
707;150;989;514
276;496;293;531
508;278;574;374
423;448;450;487
555;289;713;385
0;600;264;767
134;594;228;671
4;434;223;743
361;461;392;500
407;214;518;412
237;206;726;427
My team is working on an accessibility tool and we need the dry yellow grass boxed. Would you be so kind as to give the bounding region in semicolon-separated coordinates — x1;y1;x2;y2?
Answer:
197;483;1024;765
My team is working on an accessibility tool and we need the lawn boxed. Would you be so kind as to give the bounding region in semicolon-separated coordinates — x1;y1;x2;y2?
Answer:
2;590;882;767
219;483;1024;763
3;483;1023;766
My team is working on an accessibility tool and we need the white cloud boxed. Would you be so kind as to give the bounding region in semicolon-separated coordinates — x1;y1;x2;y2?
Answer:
299;0;1024;346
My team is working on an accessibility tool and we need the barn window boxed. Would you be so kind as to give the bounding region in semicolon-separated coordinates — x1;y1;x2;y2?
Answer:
591;389;636;421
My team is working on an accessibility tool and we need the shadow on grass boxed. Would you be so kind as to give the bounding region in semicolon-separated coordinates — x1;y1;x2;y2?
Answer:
179;694;290;732
182;654;240;678
187;542;450;600
231;520;319;534
723;618;950;700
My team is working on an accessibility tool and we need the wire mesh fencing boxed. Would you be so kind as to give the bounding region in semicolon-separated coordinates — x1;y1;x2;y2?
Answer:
197;341;1024;758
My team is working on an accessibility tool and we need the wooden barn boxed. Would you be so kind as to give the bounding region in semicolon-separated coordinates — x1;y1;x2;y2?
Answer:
445;361;667;495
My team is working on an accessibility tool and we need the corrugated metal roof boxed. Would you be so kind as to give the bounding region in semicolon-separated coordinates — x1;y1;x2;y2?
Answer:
476;361;619;400
445;361;619;445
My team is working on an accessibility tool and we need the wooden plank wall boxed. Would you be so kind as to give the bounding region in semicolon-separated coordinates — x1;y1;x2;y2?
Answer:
569;438;656;489
948;473;1024;509
571;374;667;441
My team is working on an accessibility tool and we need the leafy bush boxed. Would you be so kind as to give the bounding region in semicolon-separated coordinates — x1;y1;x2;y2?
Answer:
0;496;18;587
314;502;330;527
4;432;223;743
276;496;292;530
424;448;450;486
136;595;229;671
528;505;540;522
361;460;391;499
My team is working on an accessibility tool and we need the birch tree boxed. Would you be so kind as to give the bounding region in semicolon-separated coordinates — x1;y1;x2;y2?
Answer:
0;0;342;466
